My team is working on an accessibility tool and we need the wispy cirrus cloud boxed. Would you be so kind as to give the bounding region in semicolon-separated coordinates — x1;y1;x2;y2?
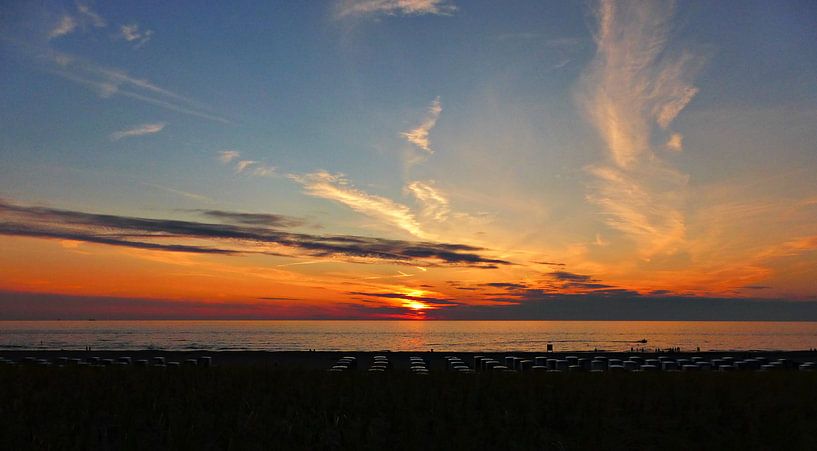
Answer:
580;1;701;166
76;3;107;28
218;150;240;163
39;50;230;123
48;16;78;39
110;122;166;141
665;132;684;152
578;0;703;258
120;24;154;49
406;180;449;221
249;165;275;177
291;171;428;239
234;160;257;174
585;164;687;257
217;151;275;176
337;0;456;18
401;96;442;154
756;235;817;260
142;183;212;203
47;3;106;40
0;198;508;267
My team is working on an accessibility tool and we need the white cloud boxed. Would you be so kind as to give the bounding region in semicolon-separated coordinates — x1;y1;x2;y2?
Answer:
141;182;212;203
337;0;456;18
221;154;274;176
110;122;166;141
48;16;77;39
585;164;688;257
218;150;240;163
121;24;140;41
252;165;276;177
43;51;229;123
578;0;703;257
120;24;153;48
579;1;702;168
48;4;105;40
401;97;442;154
406;180;449;221
291;171;427;238
656;83;699;130
76;3;106;28
666;133;684;152
235;160;257;174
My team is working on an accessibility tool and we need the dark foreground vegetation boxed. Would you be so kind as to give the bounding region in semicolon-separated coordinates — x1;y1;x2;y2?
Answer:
2;365;816;450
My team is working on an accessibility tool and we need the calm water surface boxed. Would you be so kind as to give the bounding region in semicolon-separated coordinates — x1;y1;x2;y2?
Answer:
1;321;816;352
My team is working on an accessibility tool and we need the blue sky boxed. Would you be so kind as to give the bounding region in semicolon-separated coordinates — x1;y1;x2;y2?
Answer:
1;0;817;319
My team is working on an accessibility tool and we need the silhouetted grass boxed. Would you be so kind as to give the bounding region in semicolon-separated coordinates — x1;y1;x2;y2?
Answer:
2;366;816;450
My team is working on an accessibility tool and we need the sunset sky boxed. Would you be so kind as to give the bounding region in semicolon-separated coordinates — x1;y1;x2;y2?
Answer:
2;0;817;319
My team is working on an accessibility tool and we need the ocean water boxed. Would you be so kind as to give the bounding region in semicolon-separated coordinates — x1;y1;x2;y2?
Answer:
2;321;817;352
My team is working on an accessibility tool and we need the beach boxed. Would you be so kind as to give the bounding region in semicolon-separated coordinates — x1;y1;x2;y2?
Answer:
2;351;817;450
3;349;817;370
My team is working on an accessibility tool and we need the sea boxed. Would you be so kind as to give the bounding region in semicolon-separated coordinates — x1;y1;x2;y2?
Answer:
1;321;817;352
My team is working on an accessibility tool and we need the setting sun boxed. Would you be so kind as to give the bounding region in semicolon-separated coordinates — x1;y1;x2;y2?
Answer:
404;300;430;311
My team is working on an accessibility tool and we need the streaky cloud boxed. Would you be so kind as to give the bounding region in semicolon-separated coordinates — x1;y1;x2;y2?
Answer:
76;3;106;28
350;291;458;306
291;171;428;239
218;151;274;176
481;282;528;290
0;198;509;267
120;24;154;49
578;0;702;257
47;4;105;40
235;160;257;174
580;1;701;168
585;164;687;257
234;160;275;176
401;96;442;154
110;122;166;141
39;49;230;123
218;150;240;163
195;210;306;228
48;16;77;39
337;0;456;18
549;271;592;282
0;221;236;255
251;165;276;177
406;180;449;221
142;183;213;203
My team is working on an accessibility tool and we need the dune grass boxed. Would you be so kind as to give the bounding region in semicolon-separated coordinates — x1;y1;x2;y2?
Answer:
2;365;816;450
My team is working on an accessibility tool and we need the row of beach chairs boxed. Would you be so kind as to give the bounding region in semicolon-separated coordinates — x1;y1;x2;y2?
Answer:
0;356;213;368
328;354;817;373
455;355;817;373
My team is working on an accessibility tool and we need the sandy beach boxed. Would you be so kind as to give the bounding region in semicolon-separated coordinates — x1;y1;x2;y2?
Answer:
4;349;817;370
3;351;817;450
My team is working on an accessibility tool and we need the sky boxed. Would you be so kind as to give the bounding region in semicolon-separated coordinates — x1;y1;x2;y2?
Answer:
1;0;817;320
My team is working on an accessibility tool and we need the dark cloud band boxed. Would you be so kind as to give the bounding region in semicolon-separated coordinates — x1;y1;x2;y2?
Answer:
0;198;509;267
